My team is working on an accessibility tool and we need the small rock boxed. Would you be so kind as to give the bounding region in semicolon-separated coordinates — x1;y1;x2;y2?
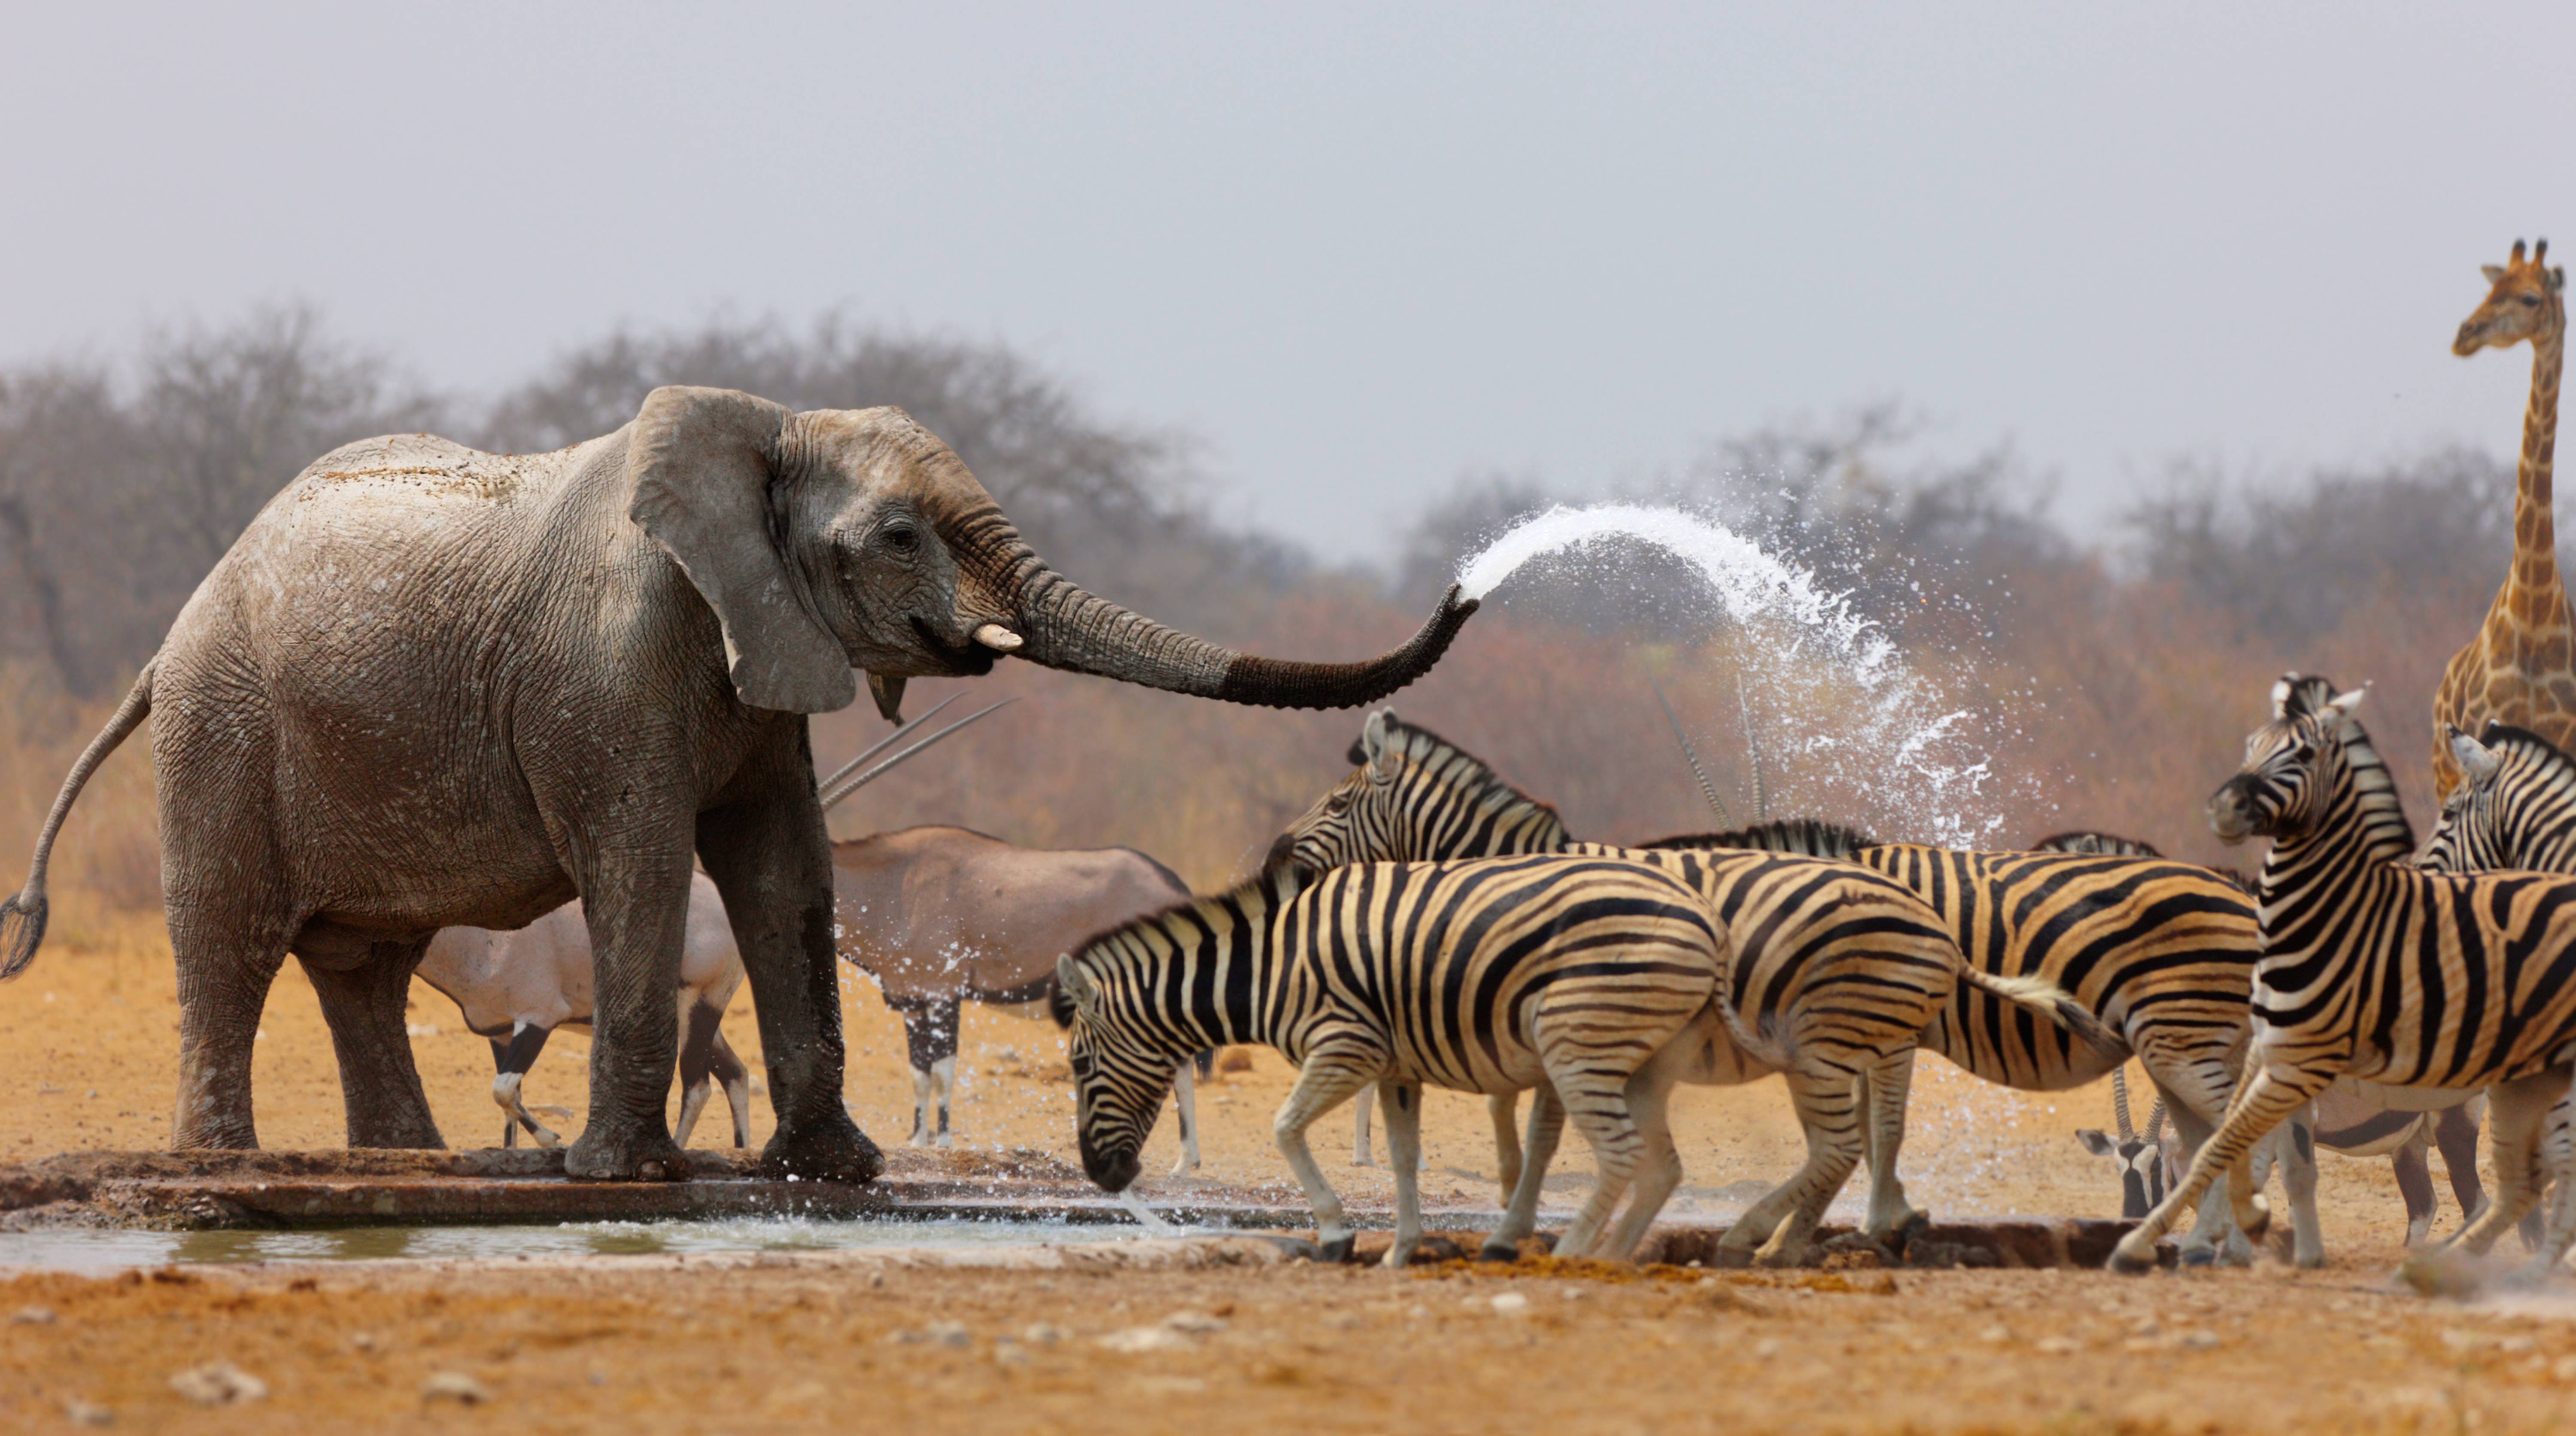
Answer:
1163;1310;1227;1335
1978;1325;2013;1345
1753;1338;1781;1359
2552;1354;2576;1383
2034;1336;2080;1355
169;1362;267;1406
993;1340;1028;1367
1022;1323;1069;1346
12;1305;56;1325
2181;1330;2221;1351
61;1398;111;1427
925;1320;971;1348
2500;1335;2537;1355
422;1372;492;1406
350;1331;376;1351
1489;1292;1530;1317
1098;1326;1190;1353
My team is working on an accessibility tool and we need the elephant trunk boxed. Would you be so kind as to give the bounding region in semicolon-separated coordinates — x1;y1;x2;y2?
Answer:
953;511;1477;709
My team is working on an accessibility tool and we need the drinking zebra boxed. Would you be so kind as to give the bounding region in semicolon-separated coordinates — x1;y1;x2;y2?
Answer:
1637;816;2318;1266
1051;854;1725;1265
2110;675;2576;1282
1271;712;2108;1265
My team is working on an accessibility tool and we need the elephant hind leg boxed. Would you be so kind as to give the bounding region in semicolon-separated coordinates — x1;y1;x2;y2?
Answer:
303;940;444;1150
167;915;291;1151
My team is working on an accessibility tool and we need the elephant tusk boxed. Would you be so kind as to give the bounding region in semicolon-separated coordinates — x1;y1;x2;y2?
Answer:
973;624;1025;653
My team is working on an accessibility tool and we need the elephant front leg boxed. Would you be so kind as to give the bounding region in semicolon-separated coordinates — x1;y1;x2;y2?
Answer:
303;940;443;1150
561;851;695;1182
698;742;881;1184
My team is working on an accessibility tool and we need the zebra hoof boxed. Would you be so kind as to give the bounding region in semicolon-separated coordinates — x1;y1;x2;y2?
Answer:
2107;1239;2158;1275
2178;1247;2217;1269
1478;1240;1521;1263
1318;1235;1356;1265
1889;1211;1931;1257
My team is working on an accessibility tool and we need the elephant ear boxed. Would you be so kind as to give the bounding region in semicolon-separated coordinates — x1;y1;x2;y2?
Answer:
626;386;858;714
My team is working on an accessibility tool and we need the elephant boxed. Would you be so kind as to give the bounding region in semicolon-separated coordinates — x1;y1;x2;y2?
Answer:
829;825;1202;1161
0;385;1476;1182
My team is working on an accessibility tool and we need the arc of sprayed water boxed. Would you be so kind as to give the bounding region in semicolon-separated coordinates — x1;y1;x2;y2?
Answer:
1649;674;1730;826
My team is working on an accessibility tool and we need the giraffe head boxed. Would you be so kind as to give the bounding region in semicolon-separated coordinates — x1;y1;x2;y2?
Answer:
2454;238;2566;356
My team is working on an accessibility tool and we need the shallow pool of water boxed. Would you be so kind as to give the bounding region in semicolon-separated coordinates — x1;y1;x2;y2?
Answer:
0;1215;1180;1273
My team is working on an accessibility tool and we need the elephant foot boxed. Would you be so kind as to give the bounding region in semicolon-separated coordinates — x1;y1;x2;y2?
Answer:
567;1128;691;1183
759;1112;884;1185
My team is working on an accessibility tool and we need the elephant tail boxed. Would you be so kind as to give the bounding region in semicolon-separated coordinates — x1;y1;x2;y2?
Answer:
0;662;153;980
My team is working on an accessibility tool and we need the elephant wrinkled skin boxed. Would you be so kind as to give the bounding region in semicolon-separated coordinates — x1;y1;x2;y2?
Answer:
0;386;1476;1182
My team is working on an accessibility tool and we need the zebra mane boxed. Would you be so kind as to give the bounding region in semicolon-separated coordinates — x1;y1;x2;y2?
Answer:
1052;863;1309;1032
2330;705;2417;860
1364;716;1568;836
1637;817;1876;858
2030;831;2163;858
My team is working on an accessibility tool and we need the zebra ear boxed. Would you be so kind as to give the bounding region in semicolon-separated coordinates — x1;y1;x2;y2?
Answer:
2326;685;2366;718
1363;709;1402;782
2451;727;2503;783
2270;675;2296;719
1054;955;1099;1017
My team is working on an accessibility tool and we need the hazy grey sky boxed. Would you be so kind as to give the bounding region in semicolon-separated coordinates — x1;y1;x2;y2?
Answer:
7;3;2573;562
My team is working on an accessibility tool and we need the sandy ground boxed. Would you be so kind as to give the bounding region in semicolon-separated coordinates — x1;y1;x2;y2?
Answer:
4;898;2575;1432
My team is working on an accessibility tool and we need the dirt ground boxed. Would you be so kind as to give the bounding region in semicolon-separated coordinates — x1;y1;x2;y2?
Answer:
5;898;2575;1433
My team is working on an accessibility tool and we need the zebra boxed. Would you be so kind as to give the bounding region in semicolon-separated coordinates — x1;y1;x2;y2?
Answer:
1050;853;1727;1266
1271;710;2109;1266
2421;721;2576;873
2111;675;2576;1283
1636;818;2320;1267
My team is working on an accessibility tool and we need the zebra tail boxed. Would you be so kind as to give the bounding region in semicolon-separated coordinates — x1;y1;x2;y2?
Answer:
1958;968;2123;1056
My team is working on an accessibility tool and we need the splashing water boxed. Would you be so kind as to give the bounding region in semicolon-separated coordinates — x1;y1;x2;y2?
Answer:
1457;502;2015;846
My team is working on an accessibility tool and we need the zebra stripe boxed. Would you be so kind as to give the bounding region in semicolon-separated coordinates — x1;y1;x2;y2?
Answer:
2112;675;2576;1280
1276;711;2105;1263
1638;818;2309;1264
1053;854;1724;1266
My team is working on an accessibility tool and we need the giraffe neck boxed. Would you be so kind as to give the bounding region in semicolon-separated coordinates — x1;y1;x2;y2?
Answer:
2509;298;2566;607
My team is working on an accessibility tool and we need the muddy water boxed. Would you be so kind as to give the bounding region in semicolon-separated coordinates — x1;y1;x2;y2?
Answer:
0;1215;1185;1273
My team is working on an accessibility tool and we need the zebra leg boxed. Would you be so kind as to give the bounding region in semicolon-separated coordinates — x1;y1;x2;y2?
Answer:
1599;1055;1687;1261
1351;1082;1375;1167
1483;1081;1564;1261
1490;1091;1524;1205
1271;1046;1385;1262
2111;1064;2325;1273
2274;1114;2324;1268
673;998;726;1149
2441;1071;2558;1263
2146;1064;2253;1266
1859;1052;1924;1242
1543;1067;1645;1262
1378;1080;1427;1268
1718;1062;1868;1268
2434;1096;2492;1240
1168;1059;1202;1177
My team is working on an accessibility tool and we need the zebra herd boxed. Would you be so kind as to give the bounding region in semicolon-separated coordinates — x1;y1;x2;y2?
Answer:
1048;677;2576;1282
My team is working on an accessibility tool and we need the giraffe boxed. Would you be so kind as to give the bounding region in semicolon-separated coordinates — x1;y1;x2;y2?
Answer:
2432;237;2575;800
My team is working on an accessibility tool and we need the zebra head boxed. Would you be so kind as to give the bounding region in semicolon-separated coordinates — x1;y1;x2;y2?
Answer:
1051;941;1184;1194
2415;723;2574;874
2208;674;2367;845
1269;709;1565;874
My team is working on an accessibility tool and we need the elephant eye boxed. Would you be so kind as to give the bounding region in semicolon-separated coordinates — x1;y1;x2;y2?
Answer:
882;522;920;554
